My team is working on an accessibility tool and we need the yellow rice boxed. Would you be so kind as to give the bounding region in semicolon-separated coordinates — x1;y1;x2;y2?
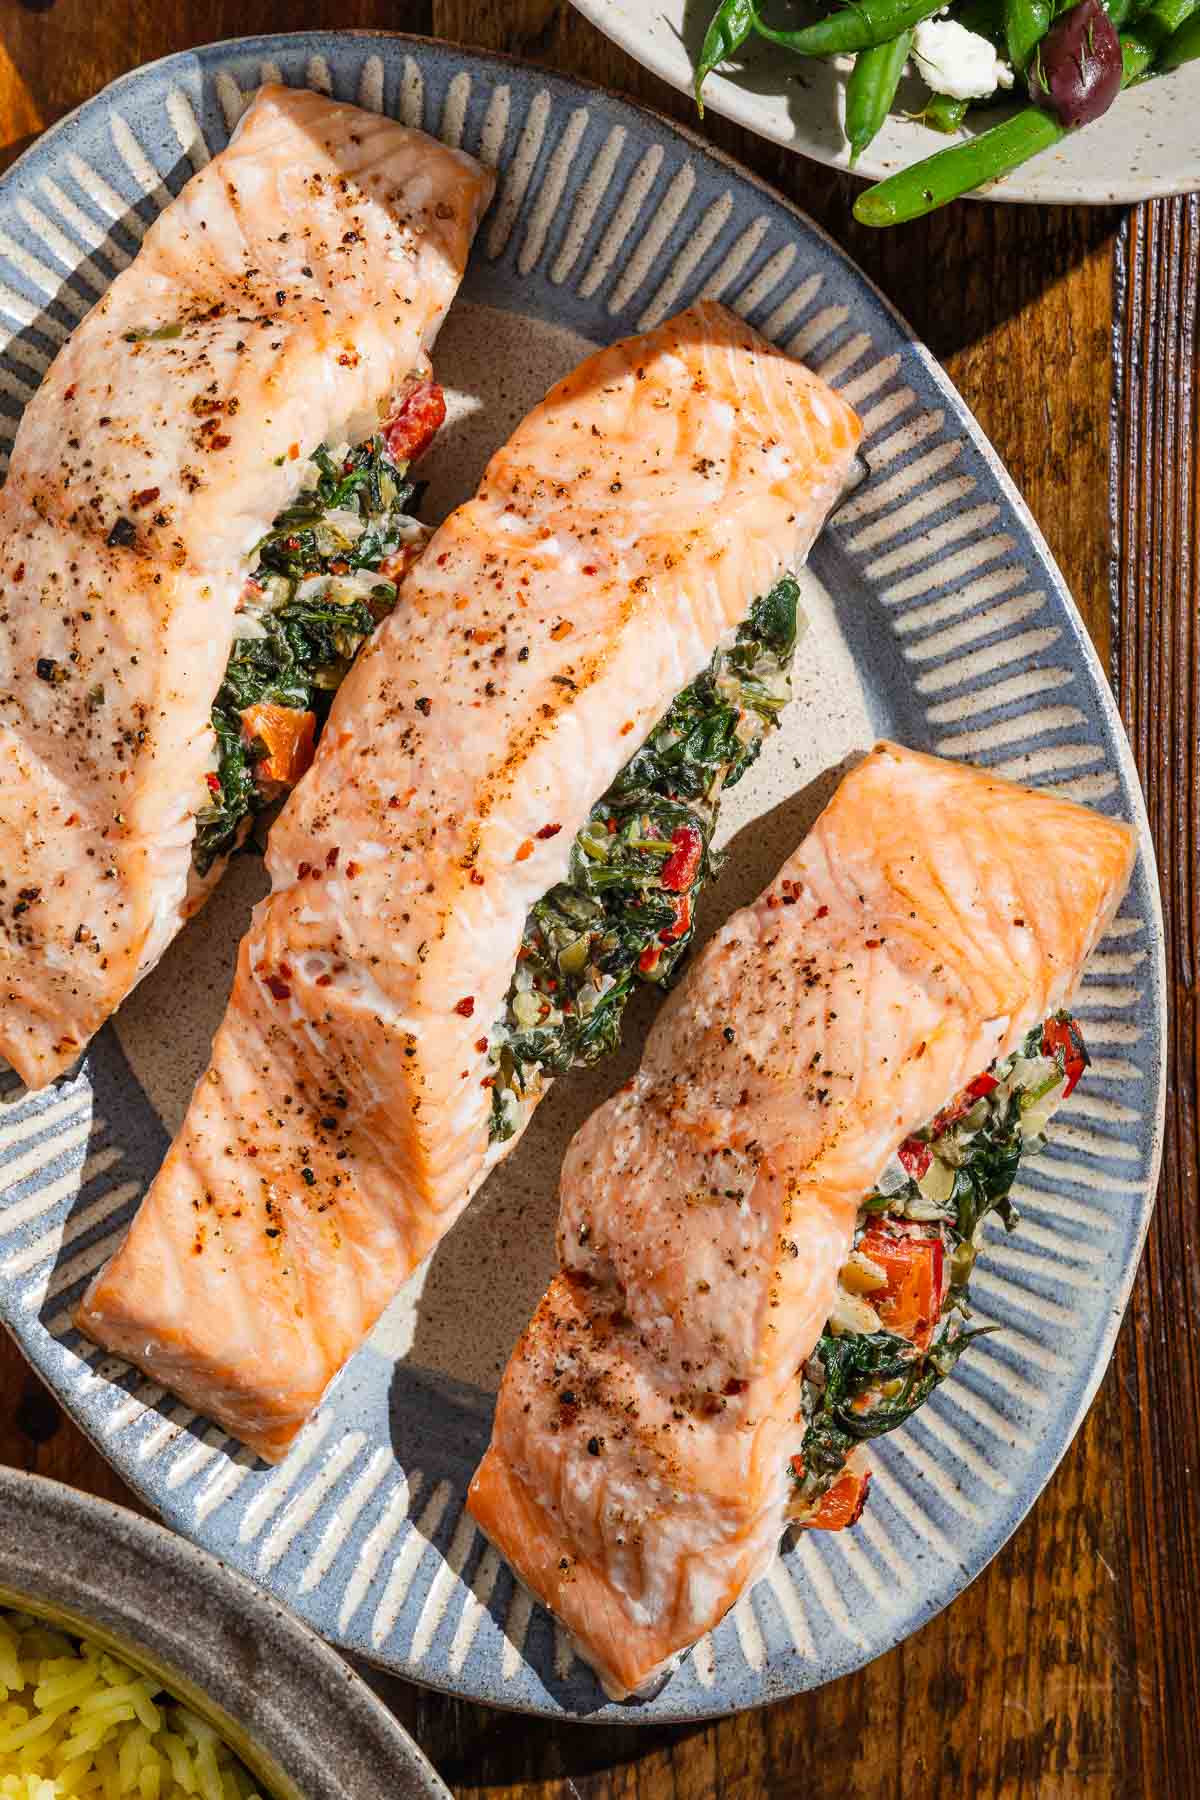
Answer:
0;1610;263;1799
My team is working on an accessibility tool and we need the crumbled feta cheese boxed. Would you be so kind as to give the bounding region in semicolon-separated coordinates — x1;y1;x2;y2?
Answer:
912;18;1015;99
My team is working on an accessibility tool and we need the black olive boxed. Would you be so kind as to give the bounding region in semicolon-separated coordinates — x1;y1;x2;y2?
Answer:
1029;0;1122;128
106;516;136;547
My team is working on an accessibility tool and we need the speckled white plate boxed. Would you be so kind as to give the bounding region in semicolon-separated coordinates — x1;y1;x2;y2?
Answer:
574;0;1200;201
0;34;1165;1721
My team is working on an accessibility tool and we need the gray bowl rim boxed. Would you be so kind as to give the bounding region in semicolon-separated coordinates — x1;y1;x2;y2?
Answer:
0;1465;449;1799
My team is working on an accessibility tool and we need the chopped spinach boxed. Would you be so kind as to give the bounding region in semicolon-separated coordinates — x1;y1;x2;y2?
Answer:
946;1121;1024;1288
197;709;264;875
487;576;802;1139
193;435;420;875
795;1327;986;1503
612;575;799;804
253;442;420;582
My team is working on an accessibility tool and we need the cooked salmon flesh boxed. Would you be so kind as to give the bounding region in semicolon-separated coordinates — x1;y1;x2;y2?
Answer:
0;84;492;1089
468;743;1137;1698
77;302;864;1459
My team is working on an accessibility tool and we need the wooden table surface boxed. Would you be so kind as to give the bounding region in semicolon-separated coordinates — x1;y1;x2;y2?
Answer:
0;2;1196;1794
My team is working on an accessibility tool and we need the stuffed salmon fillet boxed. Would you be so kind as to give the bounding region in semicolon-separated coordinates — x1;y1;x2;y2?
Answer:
76;301;864;1458
468;743;1137;1699
0;84;492;1090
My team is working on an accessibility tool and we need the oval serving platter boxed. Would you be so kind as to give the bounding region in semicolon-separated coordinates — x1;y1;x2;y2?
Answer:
0;33;1165;1722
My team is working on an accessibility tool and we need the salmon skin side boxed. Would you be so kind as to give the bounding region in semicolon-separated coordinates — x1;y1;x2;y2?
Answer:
0;84;493;1091
468;743;1138;1700
76;301;864;1461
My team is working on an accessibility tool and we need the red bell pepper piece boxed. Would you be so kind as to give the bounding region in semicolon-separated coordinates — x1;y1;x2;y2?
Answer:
928;1066;997;1139
240;703;317;788
858;1223;947;1352
660;891;691;944
384;379;446;464
1042;1014;1087;1097
898;1136;932;1181
660;824;702;893
792;1464;872;1531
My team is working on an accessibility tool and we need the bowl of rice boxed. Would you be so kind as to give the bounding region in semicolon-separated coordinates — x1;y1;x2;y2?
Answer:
0;1468;449;1799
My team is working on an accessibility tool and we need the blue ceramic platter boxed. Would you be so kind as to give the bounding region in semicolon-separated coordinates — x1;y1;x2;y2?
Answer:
0;34;1165;1721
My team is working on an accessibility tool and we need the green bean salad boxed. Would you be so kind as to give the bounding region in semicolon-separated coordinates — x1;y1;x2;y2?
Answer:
694;0;1199;222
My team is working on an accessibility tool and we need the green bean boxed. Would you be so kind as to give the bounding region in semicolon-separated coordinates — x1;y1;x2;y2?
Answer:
854;107;1064;225
854;0;1198;226
1121;0;1198;72
1005;0;1052;71
922;93;971;131
752;0;946;59
1158;9;1200;62
845;32;914;163
695;0;757;111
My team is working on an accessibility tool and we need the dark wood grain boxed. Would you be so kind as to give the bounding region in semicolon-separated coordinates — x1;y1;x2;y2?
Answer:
1111;192;1200;1800
0;4;1191;1795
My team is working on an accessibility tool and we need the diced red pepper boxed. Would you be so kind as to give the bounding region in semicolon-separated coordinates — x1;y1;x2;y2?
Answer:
660;824;703;894
930;1066;998;1138
660;892;691;944
384;379;446;465
858;1223;946;1352
638;943;661;975
1042;1014;1087;1097
897;1135;932;1181
205;772;222;796
793;1464;872;1532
